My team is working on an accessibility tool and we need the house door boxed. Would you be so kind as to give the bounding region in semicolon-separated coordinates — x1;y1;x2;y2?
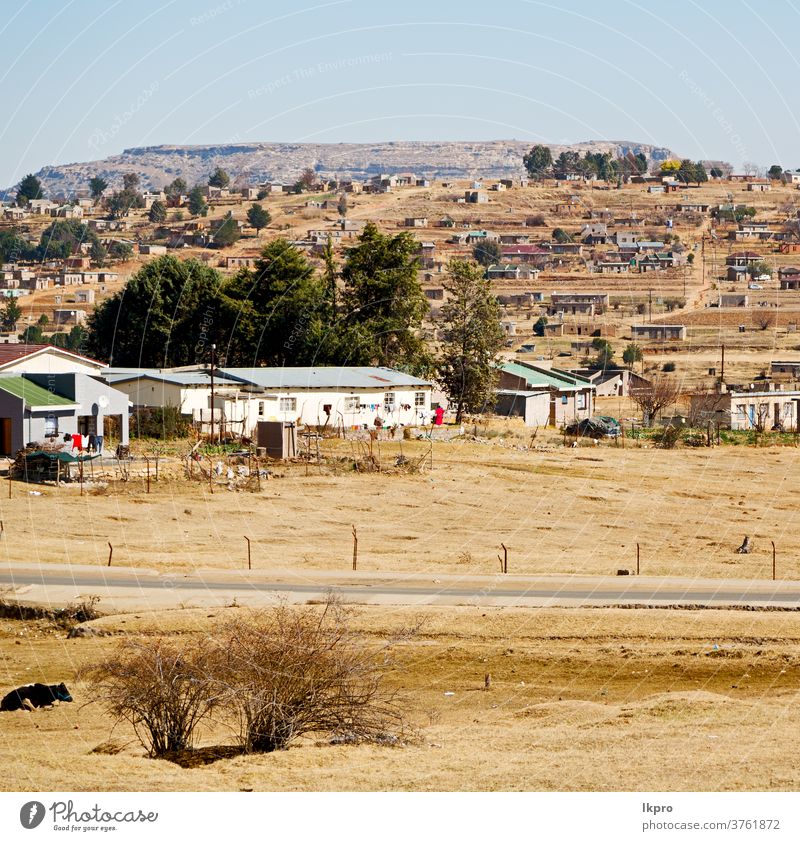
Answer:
775;403;781;429
0;418;12;456
549;397;556;426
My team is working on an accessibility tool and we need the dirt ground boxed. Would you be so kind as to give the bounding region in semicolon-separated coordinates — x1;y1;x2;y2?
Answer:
2;604;799;792
1;429;799;582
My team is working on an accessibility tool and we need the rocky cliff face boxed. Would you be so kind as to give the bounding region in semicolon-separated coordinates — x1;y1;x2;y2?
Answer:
18;139;676;197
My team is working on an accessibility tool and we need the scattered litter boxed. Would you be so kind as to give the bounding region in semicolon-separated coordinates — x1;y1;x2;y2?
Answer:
443;691;455;696
28;491;41;496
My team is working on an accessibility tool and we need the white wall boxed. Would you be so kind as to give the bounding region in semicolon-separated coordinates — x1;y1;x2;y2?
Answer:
4;352;103;376
224;386;432;436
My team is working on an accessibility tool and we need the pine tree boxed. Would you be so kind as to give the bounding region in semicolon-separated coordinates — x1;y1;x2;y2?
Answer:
436;259;504;423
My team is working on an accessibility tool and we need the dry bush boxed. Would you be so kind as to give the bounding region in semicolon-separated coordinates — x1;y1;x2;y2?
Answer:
210;596;415;753
755;311;776;331
631;375;682;426
87;637;219;757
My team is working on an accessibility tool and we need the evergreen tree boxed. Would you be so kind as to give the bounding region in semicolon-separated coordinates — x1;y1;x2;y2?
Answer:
85;255;227;366
148;200;167;224
208;167;230;188
340;223;431;373
89;176;108;199
246;203;270;235
523;145;553;180
16;174;43;206
436;259;504;423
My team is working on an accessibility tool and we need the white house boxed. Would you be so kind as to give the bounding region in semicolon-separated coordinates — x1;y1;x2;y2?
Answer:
102;366;435;437
0;344;106;376
218;367;434;433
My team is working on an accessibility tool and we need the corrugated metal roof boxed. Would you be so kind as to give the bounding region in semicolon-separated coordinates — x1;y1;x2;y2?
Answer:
220;366;433;390
0;376;76;407
102;370;241;387
501;362;592;392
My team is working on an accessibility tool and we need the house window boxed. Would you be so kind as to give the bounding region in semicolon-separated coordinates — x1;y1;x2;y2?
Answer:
561;395;568;405
258;401;265;417
577;392;586;410
279;397;297;412
414;391;427;408
44;416;58;437
384;393;396;412
345;396;359;412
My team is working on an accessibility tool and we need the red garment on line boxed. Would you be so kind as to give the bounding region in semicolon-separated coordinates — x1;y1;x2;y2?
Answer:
72;434;82;450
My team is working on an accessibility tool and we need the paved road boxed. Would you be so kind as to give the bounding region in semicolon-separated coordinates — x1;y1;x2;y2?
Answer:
1;562;799;611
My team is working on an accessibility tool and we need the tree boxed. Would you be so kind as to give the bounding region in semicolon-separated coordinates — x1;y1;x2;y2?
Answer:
322;236;338;315
299;167;317;191
88;637;219;757
622;342;642;367
85;255;228;367
533;316;548;336
16;173;43;206
165;178;187;205
109;241;133;262
552;228;573;243
337;193;348;217
210;596;411;753
89;176;108;200
1;299;22;331
38;220;98;258
472;240;502;267
710;167;724;179
660;160;681;174
768;165;783;180
90;240;108;267
749;260;771;279
106;176;144;218
677;159;707;185
553;151;581;180
222;239;325;366
340;223;431;373
436;259;504;423
210;212;241;248
589;337;614;370
19;325;44;344
148;200;167;224
631;374;681;426
208;167;230;189
246;203;270;235
523;145;553;180
256;188;269;201
37;313;49;327
187;186;208;217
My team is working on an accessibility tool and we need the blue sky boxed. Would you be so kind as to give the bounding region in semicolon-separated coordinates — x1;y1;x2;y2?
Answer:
2;0;799;186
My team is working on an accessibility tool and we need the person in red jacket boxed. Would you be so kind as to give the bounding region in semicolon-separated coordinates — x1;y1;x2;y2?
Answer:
433;406;445;426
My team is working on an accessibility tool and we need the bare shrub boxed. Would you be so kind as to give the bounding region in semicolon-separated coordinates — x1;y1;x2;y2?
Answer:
755;312;776;331
211;596;415;753
631;375;682;426
87;637;219;757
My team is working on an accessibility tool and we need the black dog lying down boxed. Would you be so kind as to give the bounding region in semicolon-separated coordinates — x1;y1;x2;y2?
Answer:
0;683;73;711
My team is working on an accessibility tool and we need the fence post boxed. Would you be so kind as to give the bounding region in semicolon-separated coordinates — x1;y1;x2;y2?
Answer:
352;525;358;571
772;540;776;581
245;535;251;570
636;542;640;575
107;542;113;567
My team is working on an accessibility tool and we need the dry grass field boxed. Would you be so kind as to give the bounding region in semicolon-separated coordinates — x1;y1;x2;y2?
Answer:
2;604;800;791
1;430;799;581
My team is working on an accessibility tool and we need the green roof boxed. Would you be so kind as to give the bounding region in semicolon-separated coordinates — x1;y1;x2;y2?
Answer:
0;377;76;408
501;362;592;392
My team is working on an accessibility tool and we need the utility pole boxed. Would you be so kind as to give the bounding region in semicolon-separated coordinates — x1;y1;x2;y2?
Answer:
720;344;725;383
210;343;216;446
648;288;652;322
